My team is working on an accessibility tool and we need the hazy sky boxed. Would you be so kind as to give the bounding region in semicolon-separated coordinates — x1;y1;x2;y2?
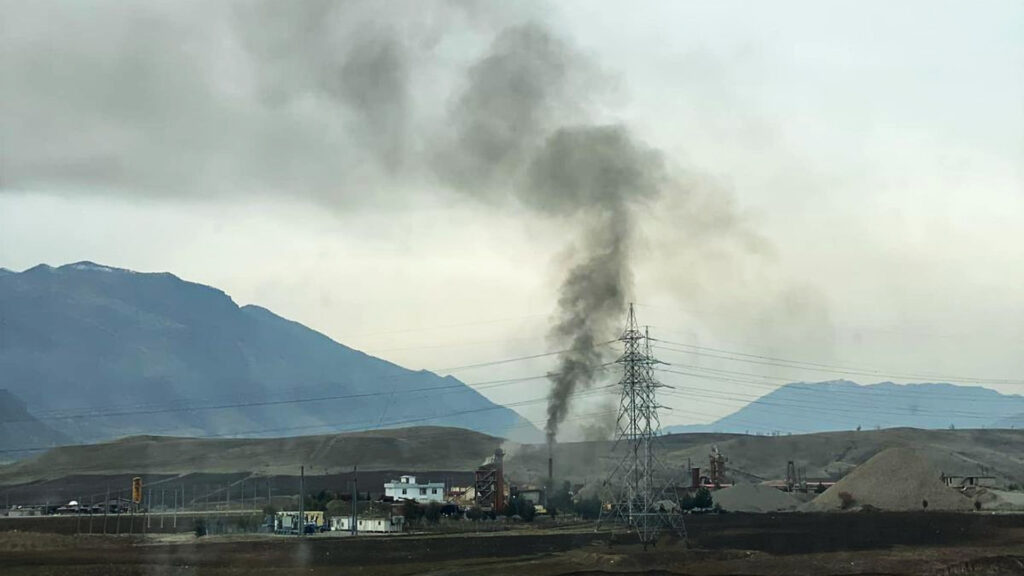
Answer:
2;1;1022;436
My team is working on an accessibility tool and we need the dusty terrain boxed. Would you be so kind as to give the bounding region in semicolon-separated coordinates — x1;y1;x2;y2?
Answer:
2;513;1023;575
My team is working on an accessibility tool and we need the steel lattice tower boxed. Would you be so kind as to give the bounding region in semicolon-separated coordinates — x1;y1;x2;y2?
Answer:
598;303;686;548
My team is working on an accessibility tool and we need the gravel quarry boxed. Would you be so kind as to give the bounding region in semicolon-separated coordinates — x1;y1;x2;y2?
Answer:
712;483;802;513
802;446;973;512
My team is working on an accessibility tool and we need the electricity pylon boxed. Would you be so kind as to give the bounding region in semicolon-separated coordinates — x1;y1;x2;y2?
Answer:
598;303;685;548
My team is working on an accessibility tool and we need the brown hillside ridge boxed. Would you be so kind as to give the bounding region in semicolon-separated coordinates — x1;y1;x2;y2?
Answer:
803;447;973;512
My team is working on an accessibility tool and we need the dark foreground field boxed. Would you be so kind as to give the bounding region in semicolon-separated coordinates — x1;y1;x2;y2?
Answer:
2;513;1023;575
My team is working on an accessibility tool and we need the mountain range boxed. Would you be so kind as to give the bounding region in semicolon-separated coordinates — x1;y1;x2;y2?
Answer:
0;262;543;460
663;380;1024;435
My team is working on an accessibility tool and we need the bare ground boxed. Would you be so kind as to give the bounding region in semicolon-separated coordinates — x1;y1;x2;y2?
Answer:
2;512;1023;575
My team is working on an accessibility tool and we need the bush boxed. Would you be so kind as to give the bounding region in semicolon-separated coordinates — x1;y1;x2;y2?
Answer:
466;506;484;521
838;491;855;510
505;496;535;522
424;502;442;524
575;497;601;520
194;518;207;537
693;487;713;509
680;492;695;511
403;501;425;525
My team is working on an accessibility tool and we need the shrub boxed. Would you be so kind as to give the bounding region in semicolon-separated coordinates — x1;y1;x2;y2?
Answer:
575;497;601;520
424;502;442;524
693;487;713;509
838;491;855;510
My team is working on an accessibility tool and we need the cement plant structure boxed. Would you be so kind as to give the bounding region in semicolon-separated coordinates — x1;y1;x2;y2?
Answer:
599;304;686;547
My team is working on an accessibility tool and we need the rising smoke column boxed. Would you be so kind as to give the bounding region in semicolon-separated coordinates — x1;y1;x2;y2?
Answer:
523;126;663;445
438;25;665;445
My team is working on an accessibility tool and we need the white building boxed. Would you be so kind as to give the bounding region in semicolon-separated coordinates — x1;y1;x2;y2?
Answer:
384;475;446;503
330;515;405;533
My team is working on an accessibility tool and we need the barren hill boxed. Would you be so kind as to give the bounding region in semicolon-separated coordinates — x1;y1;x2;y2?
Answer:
3;427;1021;492
0;426;503;485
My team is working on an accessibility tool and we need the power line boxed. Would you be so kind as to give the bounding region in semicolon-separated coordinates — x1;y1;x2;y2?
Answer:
650;339;1024;386
655;359;1023;404
654;367;1013;421
0;383;620;455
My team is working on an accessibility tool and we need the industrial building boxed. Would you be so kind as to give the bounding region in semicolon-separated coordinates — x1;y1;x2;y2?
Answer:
474;449;506;513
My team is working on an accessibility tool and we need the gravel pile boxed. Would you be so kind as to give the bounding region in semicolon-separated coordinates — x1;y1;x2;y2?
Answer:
975;489;1024;511
713;483;801;513
803;447;972;512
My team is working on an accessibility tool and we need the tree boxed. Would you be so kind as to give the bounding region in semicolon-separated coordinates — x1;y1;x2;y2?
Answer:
424;502;442;524
575;496;601;520
325;499;348;519
505;496;535;521
466;506;484;521
693;487;713;509
403;500;425;525
680;492;695;511
547;481;572;512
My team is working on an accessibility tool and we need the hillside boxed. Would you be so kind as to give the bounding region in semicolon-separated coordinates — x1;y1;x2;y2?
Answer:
0;426;502;485
663;380;1024;435
0;262;542;453
3;427;1021;492
0;390;70;461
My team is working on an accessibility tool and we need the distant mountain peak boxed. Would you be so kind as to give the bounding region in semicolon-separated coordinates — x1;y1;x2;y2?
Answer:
664;379;1024;435
0;262;543;457
58;261;136;274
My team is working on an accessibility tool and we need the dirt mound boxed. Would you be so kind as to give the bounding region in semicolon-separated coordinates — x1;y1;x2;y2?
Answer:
803;447;972;511
974;489;1024;511
713;483;801;513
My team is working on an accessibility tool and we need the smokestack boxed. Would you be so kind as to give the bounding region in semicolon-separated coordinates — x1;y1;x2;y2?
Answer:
548;456;553;488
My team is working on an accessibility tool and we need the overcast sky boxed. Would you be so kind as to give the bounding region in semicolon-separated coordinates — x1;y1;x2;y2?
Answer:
2;1;1022;436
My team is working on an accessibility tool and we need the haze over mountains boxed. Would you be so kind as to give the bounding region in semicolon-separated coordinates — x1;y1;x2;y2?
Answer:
664;380;1024;435
0;262;543;458
2;262;1023;462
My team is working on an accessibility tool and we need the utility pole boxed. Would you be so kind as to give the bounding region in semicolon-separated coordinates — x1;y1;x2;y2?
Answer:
160;489;165;529
598;304;686;548
103;485;109;535
298;465;305;537
351;465;358;536
172;486;177;529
